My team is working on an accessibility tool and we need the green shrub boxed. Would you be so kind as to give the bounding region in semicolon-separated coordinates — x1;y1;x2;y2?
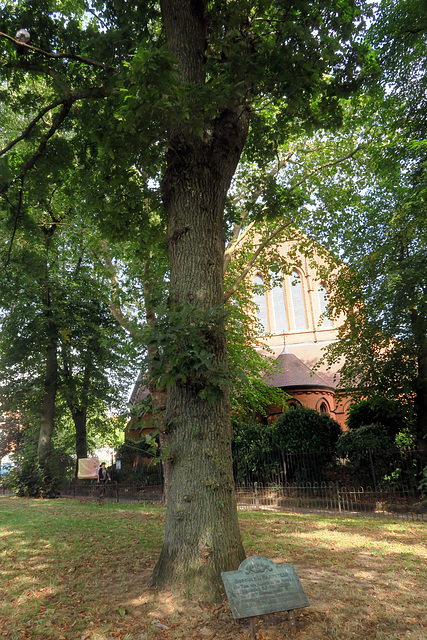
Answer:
336;424;398;487
347;398;412;437
8;442;72;497
337;424;395;463
272;407;342;452
231;420;277;482
231;409;342;483
8;448;46;497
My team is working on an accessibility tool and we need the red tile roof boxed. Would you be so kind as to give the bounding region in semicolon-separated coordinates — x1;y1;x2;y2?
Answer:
263;352;335;391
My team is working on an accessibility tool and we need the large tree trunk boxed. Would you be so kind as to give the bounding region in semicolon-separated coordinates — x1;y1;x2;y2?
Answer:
149;1;250;600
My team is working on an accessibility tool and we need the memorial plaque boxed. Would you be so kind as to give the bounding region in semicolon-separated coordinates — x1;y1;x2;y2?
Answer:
221;556;309;620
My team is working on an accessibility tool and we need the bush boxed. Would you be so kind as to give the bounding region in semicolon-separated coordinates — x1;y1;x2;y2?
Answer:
337;424;396;463
272;407;342;452
231;409;342;484
8;449;47;497
336;424;398;487
231;420;277;483
347;398;412;438
8;442;72;497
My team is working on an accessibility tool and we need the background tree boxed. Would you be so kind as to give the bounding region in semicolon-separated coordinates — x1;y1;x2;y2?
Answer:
0;412;26;463
313;96;427;453
298;2;427;453
0;187;140;476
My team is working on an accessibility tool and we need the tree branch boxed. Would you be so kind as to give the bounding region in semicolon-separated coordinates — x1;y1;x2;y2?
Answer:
0;97;69;157
1;86;112;194
288;143;362;193
223;148;295;273
3;177;24;269
0;32;117;74
223;217;294;301
223;143;362;286
1;60;71;93
17;99;74;182
93;241;141;339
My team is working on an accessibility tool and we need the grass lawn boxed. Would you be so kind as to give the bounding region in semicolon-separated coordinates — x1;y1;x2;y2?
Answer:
1;497;426;640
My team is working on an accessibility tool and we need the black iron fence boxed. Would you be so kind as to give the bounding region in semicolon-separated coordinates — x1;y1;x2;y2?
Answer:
235;481;425;519
233;446;423;489
54;447;427;520
233;446;426;519
60;479;164;503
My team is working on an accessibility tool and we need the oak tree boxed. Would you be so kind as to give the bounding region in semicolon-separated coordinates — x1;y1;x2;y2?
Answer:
1;0;371;599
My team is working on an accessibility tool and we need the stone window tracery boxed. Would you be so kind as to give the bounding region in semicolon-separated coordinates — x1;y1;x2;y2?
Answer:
253;275;269;334
290;269;307;331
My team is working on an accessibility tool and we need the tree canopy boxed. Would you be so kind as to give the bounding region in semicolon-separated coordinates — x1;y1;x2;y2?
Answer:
311;2;427;450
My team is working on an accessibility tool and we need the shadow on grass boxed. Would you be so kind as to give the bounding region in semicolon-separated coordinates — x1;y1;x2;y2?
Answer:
1;497;426;640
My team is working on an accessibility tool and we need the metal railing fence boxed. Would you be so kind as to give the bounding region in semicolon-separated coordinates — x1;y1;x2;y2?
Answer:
232;446;425;491
55;447;427;520
235;481;425;519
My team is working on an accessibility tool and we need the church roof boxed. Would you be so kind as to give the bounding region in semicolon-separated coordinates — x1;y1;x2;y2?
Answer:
129;372;150;404
263;352;335;391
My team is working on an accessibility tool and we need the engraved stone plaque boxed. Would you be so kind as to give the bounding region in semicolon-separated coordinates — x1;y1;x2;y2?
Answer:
221;556;309;620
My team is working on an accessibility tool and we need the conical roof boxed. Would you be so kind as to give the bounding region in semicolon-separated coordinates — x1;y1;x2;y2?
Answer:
263;352;335;391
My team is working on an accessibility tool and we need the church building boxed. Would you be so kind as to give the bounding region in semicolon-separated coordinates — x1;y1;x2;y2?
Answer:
252;239;351;428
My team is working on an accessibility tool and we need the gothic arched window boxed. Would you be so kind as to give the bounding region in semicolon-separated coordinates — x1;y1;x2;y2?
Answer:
290;270;307;330
270;269;288;334
318;282;332;328
253;275;269;334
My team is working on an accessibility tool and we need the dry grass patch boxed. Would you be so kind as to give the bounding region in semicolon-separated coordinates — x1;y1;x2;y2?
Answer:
1;497;425;640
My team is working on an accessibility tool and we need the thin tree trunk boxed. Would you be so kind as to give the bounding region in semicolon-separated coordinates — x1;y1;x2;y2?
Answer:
143;261;169;502
61;340;91;471
73;406;88;460
38;336;58;465
37;227;58;467
415;329;427;455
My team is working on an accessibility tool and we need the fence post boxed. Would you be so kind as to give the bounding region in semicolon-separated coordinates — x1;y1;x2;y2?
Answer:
336;481;342;514
254;482;259;510
368;448;378;492
282;451;290;496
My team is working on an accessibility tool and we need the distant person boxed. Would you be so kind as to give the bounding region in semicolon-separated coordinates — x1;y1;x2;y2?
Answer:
98;462;111;498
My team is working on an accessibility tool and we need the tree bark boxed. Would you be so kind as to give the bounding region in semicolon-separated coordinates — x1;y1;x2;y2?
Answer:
149;0;250;600
73;406;88;461
37;230;58;466
414;321;427;455
61;342;90;470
